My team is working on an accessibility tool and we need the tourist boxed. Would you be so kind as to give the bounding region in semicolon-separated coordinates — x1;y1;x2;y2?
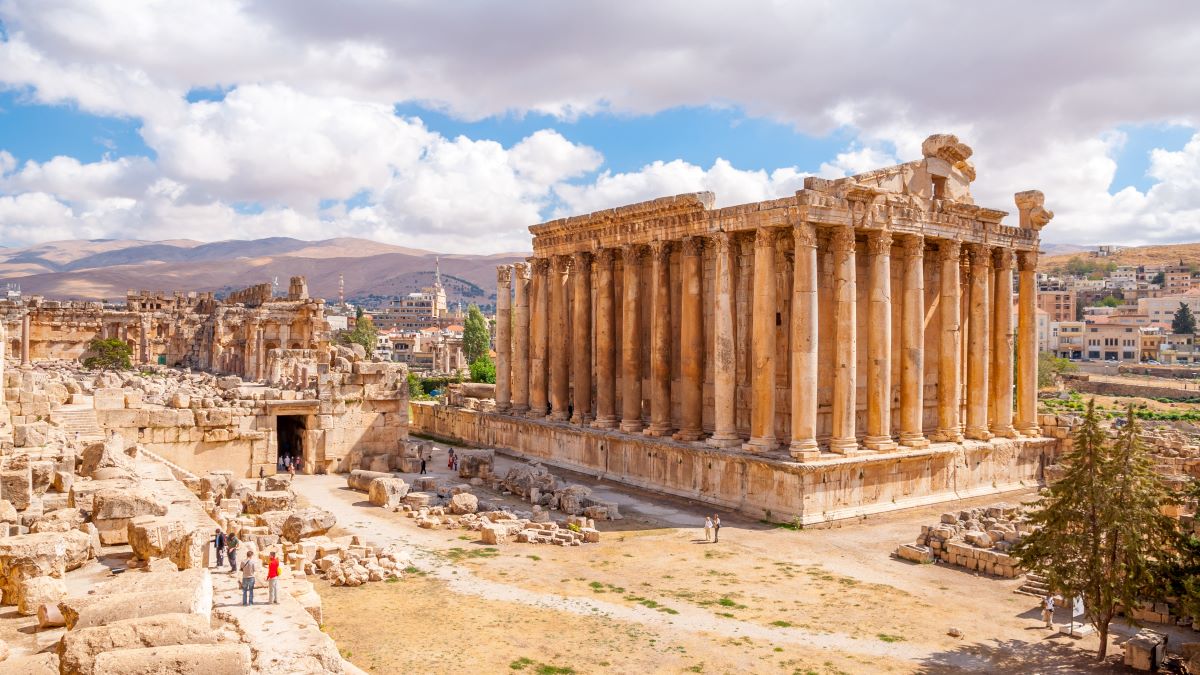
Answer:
240;552;259;606
452;455;459;472
447;448;455;469
227;531;240;574
213;528;227;568
1041;594;1055;628
713;514;721;543
259;466;265;479
704;516;713;542
420;457;427;475
288;461;296;477
267;551;280;604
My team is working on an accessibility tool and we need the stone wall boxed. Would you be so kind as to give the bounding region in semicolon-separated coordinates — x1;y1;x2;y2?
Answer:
409;402;1057;525
1062;374;1196;401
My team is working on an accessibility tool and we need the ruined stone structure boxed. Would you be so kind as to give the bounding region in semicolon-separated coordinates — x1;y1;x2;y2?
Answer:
415;134;1060;524
0;277;328;380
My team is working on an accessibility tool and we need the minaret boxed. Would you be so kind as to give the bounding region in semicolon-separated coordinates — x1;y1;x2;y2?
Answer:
338;273;345;307
435;256;443;289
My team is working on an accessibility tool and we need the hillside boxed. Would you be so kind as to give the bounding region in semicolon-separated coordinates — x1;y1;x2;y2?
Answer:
1040;242;1200;271
0;237;527;306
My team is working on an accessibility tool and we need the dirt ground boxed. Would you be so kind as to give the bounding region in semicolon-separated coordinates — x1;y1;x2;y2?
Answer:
300;449;1175;674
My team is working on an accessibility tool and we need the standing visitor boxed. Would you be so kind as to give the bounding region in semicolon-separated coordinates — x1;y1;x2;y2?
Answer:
267;552;280;604
704;516;713;542
713;514;721;543
213;528;226;568
288;461;296;477
241;552;259;606
1041;594;1055;628
420;457;427;475
447;448;455;469
227;531;240;574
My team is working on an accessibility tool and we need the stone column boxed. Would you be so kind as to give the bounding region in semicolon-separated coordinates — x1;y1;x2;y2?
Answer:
675;237;705;442
0;322;5;403
708;232;741;447
620;245;645;433
932;241;963;442
549;255;571;421
20;313;30;366
139;319;151;365
863;230;896;452
255;327;266;381
991;249;1017;437
829;227;859;454
745;228;779;452
495;265;513;413
511;262;531;414
571;251;593;424
789;223;820;460
899;236;929;447
528;258;549;418
965;245;993;440
592;250;618;428
1016;251;1040;435
645;241;674;437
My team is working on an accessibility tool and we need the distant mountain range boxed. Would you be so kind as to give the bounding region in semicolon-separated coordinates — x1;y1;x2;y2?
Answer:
0;237;528;307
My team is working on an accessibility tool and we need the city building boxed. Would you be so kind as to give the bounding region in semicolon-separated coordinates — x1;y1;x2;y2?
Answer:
1037;289;1076;322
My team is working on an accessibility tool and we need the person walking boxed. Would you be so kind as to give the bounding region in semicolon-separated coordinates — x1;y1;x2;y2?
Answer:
267;552;280;604
1041;594;1055;628
227;532;240;574
704;516;713;542
288;462;296;477
259;466;265;479
713;514;721;543
447;448;455;469
241;552;259;606
420;457;427;475
213;528;226;568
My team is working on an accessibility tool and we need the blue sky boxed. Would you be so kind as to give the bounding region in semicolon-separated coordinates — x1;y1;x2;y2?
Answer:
0;2;1198;252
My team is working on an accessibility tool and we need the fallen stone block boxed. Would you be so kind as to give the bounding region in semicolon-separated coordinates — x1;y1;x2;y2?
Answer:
58;612;218;675
403;492;434;508
448;492;478;515
0;530;92;605
0;469;32;511
243;490;295;514
0;652;57;674
29;507;85;533
79;435;136;478
456;449;494;479
16;575;66;616
92;488;168;545
346;470;391;492
367;477;409;508
59;569;213;630
896;543;935;564
282;508;336;542
91;643;251;675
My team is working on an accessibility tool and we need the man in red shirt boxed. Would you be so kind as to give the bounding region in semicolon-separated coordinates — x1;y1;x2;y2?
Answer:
267;551;281;604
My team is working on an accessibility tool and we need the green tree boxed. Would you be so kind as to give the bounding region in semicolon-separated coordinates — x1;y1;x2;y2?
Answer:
82;338;133;371
1098;295;1121;308
406;372;427;401
1014;403;1176;660
469;355;496;384
339;310;379;356
1172;302;1196;335
462;304;490;365
1152;271;1166;285
1037;351;1077;388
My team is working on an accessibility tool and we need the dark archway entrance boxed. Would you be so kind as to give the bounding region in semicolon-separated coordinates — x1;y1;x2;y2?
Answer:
277;415;306;472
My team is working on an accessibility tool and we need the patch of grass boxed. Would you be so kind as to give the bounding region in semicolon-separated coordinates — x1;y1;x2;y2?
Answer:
384;577;400;583
876;633;905;643
340;648;353;659
716;612;735;618
589;581;606;592
771;620;793;627
535;666;576;675
686;665;705;673
444;546;500;562
510;657;534;670
526;555;541;561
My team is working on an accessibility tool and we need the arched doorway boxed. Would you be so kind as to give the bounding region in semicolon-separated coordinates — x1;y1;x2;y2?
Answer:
276;415;306;472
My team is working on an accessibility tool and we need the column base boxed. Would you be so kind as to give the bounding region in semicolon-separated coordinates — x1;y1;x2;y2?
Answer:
526;407;548;419
930;429;963;443
828;437;862;454
590;416;619;429
898;433;930;448
742;437;777;453
672;429;704;442
643;424;673;437
494;404;511;414
570;414;594;425
549;410;570;421
788;440;821;461
964;427;994;441
706;433;743;448
862;436;898;452
619;420;644;433
1016;424;1042;437
989;426;1020;439
511;405;530;416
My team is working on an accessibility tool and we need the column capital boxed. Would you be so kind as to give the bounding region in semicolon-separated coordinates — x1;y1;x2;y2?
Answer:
571;250;593;266
711;231;733;255
992;248;1014;269
792;222;818;248
864;229;893;255
552;254;573;273
967;244;992;268
755;226;781;248
595;248;616;265
529;257;550;274
648;239;673;262
936;239;962;262
901;235;925;259
830;226;856;253
497;265;513;286
681;235;705;256
513;261;530;281
1017;250;1038;272
621;244;646;265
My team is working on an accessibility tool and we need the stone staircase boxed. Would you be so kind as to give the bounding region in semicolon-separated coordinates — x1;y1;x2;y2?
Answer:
49;397;105;443
1015;571;1051;597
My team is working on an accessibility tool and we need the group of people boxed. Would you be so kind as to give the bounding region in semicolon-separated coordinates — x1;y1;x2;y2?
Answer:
703;514;722;543
447;448;459;472
276;454;299;475
213;528;280;606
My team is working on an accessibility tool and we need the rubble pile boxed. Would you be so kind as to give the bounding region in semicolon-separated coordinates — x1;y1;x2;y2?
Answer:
896;503;1026;578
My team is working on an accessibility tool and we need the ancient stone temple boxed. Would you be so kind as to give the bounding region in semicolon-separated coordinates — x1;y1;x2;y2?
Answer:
413;134;1059;524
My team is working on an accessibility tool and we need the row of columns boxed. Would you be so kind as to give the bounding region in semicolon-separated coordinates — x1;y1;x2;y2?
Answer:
495;225;1042;457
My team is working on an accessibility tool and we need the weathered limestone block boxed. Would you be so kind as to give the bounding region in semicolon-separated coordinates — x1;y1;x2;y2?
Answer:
93;388;127;410
0;530;92;605
79;436;136;478
255;511;291;536
448;492;478;515
282;508;336;542
259;474;292;492
128;516;188;561
58;612;218;675
0;469;32;511
29;461;54;496
59;568;213;629
0;500;17;525
367;477;409;508
0;652;58;674
199;472;231;499
288;579;323;624
16;575;66;616
346;469;391;492
243;491;295;514
91;643;251;675
456;449;495;479
92;488;169;545
896;544;935;564
13;422;48;448
403;491;434;508
29;508;85;533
